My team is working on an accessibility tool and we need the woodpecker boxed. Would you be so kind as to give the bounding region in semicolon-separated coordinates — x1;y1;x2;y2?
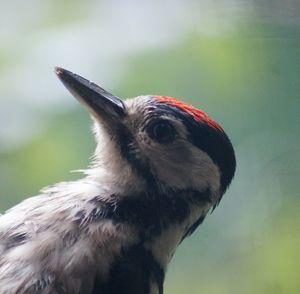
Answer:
0;68;236;294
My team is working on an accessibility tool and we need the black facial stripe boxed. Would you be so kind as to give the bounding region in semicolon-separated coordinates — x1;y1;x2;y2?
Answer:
93;243;164;294
115;125;158;190
80;188;211;239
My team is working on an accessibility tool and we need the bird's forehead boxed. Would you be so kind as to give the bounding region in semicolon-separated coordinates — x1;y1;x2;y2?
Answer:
124;95;153;115
124;95;223;132
154;96;223;131
123;95;185;128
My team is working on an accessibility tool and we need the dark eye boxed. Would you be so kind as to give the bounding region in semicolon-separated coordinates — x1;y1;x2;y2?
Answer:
147;120;177;144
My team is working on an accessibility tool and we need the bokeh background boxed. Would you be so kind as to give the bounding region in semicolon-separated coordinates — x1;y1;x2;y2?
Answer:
1;1;299;293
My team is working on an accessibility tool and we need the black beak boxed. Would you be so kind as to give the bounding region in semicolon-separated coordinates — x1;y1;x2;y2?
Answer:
55;67;125;121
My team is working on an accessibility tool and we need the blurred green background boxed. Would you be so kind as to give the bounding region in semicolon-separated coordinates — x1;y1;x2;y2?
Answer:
0;1;299;293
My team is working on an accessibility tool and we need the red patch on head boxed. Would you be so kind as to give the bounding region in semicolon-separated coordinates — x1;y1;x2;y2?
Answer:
154;96;223;132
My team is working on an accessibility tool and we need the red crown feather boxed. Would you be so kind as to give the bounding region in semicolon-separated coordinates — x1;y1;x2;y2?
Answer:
154;96;223;132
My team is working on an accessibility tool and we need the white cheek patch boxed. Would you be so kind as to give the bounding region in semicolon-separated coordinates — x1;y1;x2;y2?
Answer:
131;112;221;195
141;122;221;197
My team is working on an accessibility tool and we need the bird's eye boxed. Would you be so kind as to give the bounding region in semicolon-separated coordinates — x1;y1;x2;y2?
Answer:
147;120;177;144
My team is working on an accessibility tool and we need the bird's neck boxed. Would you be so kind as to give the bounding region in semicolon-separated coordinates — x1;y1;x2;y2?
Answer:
101;187;211;265
60;179;211;294
95;188;211;294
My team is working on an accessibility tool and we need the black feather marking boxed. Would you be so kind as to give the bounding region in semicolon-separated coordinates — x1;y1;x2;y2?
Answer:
86;189;210;240
23;273;62;294
74;209;86;223
116;125;158;189
6;232;28;250
92;243;164;294
180;214;205;243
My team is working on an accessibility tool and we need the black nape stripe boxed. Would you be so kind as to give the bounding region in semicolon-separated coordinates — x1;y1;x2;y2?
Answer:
92;243;164;294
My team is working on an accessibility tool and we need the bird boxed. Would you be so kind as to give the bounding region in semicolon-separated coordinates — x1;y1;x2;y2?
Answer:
0;67;236;294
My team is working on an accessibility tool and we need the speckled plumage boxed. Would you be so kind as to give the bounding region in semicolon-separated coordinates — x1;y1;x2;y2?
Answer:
0;68;236;294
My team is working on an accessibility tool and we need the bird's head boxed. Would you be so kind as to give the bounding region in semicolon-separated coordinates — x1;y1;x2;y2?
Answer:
55;68;236;206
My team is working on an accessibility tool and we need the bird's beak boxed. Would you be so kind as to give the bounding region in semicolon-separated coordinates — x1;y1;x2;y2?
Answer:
55;67;125;122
